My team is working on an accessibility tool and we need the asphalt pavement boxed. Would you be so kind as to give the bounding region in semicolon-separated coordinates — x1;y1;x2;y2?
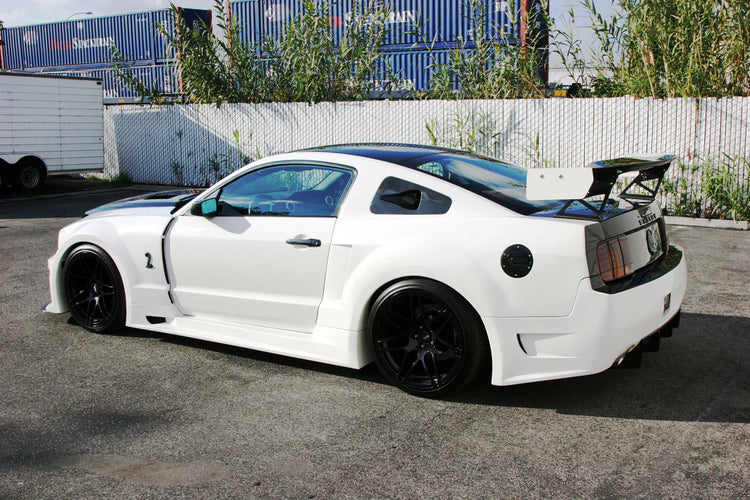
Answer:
0;183;748;499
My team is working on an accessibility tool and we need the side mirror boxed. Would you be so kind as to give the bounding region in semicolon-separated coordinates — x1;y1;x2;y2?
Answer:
191;198;218;217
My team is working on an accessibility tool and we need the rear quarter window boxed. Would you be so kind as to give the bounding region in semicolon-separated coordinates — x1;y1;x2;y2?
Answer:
370;177;452;215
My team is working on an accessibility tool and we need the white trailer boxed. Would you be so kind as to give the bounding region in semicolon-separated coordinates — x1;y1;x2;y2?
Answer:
0;72;104;192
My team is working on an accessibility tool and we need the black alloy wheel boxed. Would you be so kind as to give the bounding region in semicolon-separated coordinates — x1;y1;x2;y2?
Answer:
63;245;126;333
369;279;488;397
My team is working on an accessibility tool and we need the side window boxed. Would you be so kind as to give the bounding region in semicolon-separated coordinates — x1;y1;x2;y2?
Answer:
215;164;353;217
370;177;452;215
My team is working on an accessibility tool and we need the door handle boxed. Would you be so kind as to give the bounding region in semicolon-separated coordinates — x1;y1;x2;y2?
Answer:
286;238;322;247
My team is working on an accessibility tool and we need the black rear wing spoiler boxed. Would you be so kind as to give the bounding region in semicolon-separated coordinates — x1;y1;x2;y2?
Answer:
526;155;676;220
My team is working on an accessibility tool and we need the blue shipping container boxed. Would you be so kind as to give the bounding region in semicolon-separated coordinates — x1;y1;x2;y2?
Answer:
230;0;521;52
372;48;476;95
46;64;180;104
231;0;263;46
0;8;210;71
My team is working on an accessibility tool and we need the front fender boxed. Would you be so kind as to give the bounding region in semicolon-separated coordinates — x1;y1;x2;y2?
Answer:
48;215;174;323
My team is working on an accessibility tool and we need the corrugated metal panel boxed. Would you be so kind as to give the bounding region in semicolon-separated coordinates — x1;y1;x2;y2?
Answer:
47;64;179;104
2;28;26;69
230;0;522;53
373;49;473;94
379;0;470;49
487;0;522;40
153;8;212;62
231;0;264;45
260;0;304;44
2;8;210;70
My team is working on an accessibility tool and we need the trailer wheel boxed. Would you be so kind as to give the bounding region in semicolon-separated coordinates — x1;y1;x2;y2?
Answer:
0;161;9;191
14;158;46;193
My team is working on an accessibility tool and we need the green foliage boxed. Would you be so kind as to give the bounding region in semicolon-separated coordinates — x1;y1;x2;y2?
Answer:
116;0;391;104
108;172;133;184
581;0;750;97
701;155;750;221
425;0;548;99
263;0;390;102
662;162;701;217
159;0;266;104
425;107;512;159
663;156;750;220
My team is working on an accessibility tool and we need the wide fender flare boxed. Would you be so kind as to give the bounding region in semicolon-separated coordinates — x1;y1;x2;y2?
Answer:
332;241;510;333
56;221;142;305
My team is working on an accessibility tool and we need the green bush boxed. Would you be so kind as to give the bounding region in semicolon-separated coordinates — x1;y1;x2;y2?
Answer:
581;0;750;97
116;0;392;104
425;0;548;99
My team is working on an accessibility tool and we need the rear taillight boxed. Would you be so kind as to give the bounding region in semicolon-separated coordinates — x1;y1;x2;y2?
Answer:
597;237;631;282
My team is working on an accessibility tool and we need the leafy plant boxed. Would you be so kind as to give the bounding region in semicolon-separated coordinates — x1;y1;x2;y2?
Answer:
580;0;750;97
108;172;133;185
525;132;556;168
423;0;549;99
263;0;392;102
425;107;508;159
701;155;750;221
171;159;184;184
116;0;392;104
662;161;701;217
663;156;750;220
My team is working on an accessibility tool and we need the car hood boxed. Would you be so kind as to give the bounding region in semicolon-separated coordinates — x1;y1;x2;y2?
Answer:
85;189;203;217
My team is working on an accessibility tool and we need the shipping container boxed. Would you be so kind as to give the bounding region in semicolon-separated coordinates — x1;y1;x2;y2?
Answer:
0;8;210;71
488;0;523;40
230;0;521;52
231;0;264;46
46;64;180;104
372;48;475;96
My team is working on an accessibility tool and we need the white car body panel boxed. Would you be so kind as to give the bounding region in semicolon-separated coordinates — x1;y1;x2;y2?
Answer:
46;148;688;385
166;215;336;332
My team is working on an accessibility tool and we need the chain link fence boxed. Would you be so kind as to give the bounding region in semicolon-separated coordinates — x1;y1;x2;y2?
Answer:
104;96;750;215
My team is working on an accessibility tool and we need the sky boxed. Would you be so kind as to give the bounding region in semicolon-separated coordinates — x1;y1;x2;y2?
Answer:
0;0;613;32
0;0;215;26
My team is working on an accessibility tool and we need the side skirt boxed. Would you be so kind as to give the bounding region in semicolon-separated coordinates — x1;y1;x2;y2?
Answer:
129;315;372;369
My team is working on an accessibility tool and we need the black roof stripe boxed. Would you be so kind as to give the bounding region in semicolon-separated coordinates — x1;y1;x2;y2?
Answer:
303;143;464;165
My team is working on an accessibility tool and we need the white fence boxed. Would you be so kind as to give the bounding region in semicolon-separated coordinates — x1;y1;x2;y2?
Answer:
104;97;750;197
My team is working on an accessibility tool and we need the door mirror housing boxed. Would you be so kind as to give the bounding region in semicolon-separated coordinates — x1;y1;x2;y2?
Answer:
191;198;218;217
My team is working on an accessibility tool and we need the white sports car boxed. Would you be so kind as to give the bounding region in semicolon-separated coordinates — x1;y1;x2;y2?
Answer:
46;145;686;396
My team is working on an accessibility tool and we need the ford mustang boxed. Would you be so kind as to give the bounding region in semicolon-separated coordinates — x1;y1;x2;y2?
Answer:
45;144;686;396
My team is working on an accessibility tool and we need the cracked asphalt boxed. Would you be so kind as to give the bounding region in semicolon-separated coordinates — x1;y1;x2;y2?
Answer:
0;185;748;499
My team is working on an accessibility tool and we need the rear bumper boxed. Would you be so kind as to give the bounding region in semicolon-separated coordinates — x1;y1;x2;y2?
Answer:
484;245;687;386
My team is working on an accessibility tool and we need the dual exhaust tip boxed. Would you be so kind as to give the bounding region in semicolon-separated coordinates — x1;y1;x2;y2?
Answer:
612;311;681;369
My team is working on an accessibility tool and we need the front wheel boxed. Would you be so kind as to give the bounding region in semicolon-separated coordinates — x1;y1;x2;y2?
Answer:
63;245;126;333
368;279;488;397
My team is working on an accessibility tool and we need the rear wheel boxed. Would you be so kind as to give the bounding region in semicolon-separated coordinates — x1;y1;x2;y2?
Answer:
63;245;126;333
368;279;488;397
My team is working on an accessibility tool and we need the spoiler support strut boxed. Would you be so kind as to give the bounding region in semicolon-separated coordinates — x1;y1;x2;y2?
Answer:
527;156;676;220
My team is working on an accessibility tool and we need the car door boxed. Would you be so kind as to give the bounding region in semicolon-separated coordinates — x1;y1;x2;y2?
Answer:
164;163;354;333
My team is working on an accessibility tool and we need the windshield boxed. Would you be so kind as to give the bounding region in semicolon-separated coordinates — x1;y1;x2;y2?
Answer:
400;151;564;215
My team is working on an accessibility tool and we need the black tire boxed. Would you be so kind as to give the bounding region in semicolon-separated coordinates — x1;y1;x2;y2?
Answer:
14;159;45;192
368;279;488;397
63;245;126;333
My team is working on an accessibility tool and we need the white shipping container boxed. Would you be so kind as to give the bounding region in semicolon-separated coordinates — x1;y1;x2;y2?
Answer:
0;72;104;191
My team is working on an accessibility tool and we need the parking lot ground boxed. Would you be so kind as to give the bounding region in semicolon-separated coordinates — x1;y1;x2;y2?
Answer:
0;189;748;499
